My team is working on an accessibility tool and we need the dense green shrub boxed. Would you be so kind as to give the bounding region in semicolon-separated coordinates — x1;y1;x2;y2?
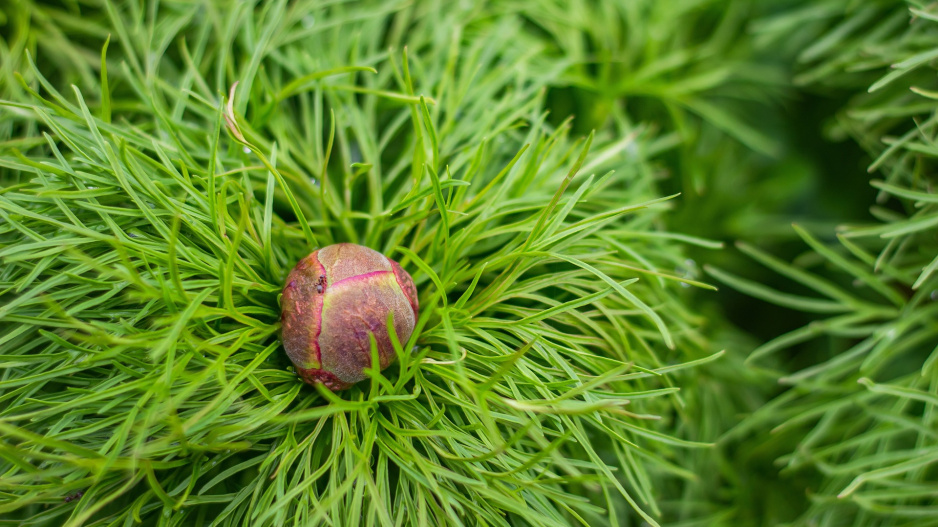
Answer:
1;1;936;526
712;2;938;525
0;1;730;525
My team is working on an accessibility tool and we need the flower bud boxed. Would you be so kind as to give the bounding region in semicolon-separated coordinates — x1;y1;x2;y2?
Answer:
280;243;419;390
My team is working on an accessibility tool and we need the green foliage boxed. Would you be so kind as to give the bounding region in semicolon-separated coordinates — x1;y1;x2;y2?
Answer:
0;1;723;525
5;0;937;526
712;2;938;525
509;0;787;191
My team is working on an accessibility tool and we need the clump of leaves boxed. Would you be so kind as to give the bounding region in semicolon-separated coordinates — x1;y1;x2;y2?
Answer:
0;1;721;525
712;2;938;525
508;0;788;193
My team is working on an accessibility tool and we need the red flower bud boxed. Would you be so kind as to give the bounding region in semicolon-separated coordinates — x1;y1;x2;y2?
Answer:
281;243;419;390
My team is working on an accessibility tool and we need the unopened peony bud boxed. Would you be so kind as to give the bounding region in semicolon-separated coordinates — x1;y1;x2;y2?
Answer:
281;243;419;390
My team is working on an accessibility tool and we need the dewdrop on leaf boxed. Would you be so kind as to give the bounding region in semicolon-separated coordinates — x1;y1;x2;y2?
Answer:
280;243;419;390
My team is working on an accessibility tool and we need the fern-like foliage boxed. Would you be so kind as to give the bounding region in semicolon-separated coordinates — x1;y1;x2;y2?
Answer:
0;1;722;525
713;2;938;525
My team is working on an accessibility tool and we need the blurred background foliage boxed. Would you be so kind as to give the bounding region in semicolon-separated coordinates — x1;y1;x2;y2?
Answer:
2;0;937;525
502;0;938;525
